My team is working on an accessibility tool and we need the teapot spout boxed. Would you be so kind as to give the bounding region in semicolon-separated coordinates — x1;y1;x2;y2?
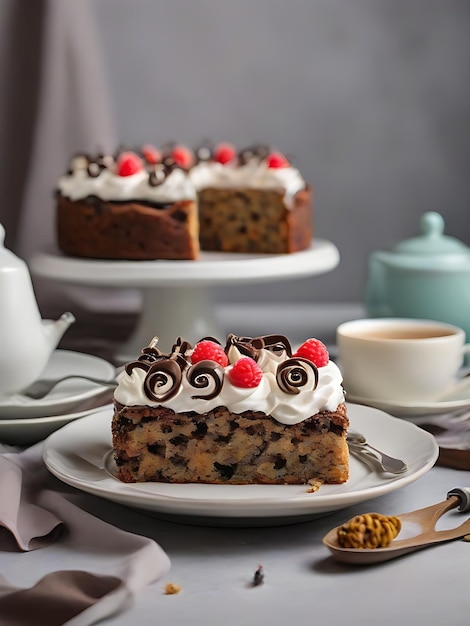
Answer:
42;311;76;350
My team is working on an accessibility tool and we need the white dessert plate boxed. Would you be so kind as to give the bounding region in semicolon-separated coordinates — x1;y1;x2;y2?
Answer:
0;403;114;447
43;404;438;526
0;350;116;419
347;391;470;419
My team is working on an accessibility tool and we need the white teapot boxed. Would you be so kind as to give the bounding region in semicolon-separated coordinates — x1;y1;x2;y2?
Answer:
0;223;75;395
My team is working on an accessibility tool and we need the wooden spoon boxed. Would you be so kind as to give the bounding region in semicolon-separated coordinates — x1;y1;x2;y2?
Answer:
322;487;470;565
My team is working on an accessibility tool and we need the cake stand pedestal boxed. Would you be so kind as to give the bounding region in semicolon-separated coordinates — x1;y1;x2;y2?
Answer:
30;240;339;362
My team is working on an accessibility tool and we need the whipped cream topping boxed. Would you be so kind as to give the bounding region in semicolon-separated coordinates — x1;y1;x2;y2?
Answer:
58;163;196;203
114;335;345;425
189;160;306;207
57;144;307;208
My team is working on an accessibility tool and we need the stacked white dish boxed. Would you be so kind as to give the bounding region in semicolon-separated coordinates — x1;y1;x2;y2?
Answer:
0;349;116;446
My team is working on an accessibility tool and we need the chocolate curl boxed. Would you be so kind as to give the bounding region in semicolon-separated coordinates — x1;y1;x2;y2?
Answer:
144;359;183;402
187;360;224;400
224;334;292;361
276;357;318;395
125;337;162;375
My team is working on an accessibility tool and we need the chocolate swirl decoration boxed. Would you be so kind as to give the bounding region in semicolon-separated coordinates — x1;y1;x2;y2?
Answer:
224;334;292;361
125;336;193;401
148;165;167;187
194;142;214;163
238;143;271;165
276;357;318;395
144;358;184;402
186;360;224;400
86;161;102;178
253;334;293;357
124;336;164;376
96;153;115;169
148;157;182;187
66;153;90;175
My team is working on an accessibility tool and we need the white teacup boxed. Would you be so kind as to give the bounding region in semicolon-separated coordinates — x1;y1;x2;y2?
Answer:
336;318;470;403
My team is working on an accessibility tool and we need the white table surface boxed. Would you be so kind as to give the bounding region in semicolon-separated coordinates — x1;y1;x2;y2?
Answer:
1;451;468;626
2;305;468;625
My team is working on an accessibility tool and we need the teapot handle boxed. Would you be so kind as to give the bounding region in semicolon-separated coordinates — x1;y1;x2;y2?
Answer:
364;254;392;317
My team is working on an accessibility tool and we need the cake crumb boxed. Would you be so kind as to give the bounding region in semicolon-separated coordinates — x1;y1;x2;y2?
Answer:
306;479;322;493
251;565;264;587
164;582;182;595
463;534;470;542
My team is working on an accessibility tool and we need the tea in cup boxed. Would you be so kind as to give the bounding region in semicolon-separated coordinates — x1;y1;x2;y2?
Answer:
336;318;470;403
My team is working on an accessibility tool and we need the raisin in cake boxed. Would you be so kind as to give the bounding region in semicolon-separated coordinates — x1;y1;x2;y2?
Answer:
112;333;349;485
56;142;312;260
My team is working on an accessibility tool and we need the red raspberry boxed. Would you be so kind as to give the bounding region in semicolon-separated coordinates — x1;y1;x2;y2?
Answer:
229;357;263;388
266;152;290;169
116;151;143;176
171;145;194;169
214;142;236;165
293;339;329;367
141;144;162;164
191;340;228;367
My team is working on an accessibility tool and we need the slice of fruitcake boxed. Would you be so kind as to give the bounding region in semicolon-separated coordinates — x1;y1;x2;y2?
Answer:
112;333;349;485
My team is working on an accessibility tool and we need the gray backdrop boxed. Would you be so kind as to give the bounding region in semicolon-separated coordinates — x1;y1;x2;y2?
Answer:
92;0;470;306
1;1;468;313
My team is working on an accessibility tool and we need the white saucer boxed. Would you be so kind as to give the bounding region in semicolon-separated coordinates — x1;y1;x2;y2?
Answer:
0;403;113;447
0;350;116;419
43;404;438;526
347;391;470;418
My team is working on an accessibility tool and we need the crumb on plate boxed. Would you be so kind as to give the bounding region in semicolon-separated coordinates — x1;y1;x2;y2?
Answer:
164;582;182;595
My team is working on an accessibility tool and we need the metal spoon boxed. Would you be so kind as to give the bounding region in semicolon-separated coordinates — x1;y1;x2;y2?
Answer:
22;375;118;400
323;487;470;565
347;431;408;474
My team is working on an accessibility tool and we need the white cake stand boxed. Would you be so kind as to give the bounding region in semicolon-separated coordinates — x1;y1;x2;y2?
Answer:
30;240;339;362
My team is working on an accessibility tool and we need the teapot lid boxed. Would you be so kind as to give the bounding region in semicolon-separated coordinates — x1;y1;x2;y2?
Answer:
393;212;469;259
